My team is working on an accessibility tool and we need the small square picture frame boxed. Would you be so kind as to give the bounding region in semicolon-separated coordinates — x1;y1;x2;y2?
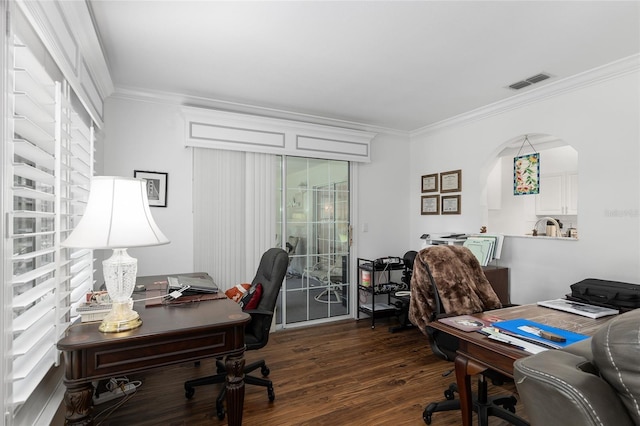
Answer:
421;195;440;215
441;194;461;215
134;170;168;207
421;173;438;193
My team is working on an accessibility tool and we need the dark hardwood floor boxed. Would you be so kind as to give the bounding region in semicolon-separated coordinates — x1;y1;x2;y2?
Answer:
77;318;528;426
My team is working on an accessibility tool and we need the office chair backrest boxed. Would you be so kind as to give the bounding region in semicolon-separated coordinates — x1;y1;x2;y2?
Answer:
245;247;288;349
408;245;502;359
401;250;418;288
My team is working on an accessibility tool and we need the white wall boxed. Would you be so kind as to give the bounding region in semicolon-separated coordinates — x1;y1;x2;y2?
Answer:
410;70;640;304
102;97;194;277
102;96;411;278
355;132;412;260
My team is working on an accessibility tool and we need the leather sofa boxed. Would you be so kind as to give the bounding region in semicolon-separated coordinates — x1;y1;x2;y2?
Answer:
513;308;640;426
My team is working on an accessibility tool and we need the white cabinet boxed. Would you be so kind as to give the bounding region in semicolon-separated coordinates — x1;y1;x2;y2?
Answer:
535;172;578;215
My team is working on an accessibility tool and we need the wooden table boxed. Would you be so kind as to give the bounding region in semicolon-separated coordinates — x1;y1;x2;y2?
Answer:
428;304;613;426
57;275;250;426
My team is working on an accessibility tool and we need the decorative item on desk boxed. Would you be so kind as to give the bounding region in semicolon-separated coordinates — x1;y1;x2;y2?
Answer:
62;176;170;333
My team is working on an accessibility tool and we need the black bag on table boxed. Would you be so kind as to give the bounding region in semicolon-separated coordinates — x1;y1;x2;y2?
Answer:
569;278;640;312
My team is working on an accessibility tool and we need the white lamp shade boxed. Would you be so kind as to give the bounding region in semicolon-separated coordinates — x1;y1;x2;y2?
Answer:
62;176;170;249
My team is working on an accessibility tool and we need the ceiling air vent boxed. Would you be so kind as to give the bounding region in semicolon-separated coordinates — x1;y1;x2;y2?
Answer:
507;72;552;90
526;73;551;84
508;80;532;90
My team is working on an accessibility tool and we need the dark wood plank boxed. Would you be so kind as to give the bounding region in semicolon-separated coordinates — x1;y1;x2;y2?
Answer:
69;318;528;425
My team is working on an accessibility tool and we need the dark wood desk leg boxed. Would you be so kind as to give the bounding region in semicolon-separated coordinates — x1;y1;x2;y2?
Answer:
225;353;246;426
63;381;94;426
454;356;474;426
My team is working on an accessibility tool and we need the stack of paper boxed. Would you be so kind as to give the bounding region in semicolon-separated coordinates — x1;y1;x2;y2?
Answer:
463;234;504;266
481;327;548;354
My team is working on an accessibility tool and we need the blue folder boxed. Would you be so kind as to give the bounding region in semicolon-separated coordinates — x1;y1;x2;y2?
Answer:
493;318;589;349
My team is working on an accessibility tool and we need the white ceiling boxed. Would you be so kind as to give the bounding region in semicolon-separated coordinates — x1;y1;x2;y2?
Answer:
88;1;640;132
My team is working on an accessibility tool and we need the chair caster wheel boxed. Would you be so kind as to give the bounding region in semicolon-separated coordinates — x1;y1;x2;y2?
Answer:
268;385;275;402
261;365;270;376
444;389;455;400
423;410;432;425
185;387;195;399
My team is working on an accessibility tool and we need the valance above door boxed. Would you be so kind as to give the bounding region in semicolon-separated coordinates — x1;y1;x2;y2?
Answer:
182;106;376;163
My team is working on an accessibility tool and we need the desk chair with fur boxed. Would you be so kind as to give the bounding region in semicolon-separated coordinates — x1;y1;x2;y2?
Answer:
409;245;527;425
184;248;288;420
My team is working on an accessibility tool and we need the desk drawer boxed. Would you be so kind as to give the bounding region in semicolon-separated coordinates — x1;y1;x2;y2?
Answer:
81;330;237;379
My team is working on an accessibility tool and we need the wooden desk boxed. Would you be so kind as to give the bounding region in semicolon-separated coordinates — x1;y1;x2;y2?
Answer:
57;275;250;426
428;304;613;426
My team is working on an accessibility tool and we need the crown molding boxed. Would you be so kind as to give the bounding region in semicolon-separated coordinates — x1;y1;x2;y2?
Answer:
411;54;640;138
111;86;409;138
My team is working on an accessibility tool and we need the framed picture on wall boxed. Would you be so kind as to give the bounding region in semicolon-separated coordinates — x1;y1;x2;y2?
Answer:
440;169;462;193
441;195;461;215
421;195;440;215
134;170;168;207
421;173;438;193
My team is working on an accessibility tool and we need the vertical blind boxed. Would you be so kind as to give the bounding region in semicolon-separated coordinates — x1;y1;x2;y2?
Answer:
193;149;276;289
8;35;93;412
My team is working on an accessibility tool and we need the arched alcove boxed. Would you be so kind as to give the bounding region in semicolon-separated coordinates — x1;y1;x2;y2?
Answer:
483;133;579;237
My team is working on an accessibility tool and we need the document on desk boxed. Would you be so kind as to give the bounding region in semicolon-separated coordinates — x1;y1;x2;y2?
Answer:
492;318;589;349
481;327;547;354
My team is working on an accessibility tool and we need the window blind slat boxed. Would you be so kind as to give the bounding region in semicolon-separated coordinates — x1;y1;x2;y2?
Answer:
12;296;55;333
12;277;56;309
12;162;55;184
12;262;56;284
11;347;57;406
12;311;56;357
13;115;55;146
13;139;55;167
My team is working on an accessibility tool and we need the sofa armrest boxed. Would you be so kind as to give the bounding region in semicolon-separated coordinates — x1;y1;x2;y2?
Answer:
514;350;634;426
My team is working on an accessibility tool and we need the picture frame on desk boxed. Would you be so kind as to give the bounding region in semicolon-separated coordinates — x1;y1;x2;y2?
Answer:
134;170;168;207
421;194;440;215
441;194;461;215
421;173;438;193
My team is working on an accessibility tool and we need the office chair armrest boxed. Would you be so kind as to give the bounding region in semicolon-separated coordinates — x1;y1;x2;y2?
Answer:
243;308;274;318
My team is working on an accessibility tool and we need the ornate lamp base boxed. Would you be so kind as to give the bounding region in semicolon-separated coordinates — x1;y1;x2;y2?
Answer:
98;300;142;333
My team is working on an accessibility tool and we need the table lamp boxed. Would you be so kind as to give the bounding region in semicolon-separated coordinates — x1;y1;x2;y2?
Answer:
62;176;170;332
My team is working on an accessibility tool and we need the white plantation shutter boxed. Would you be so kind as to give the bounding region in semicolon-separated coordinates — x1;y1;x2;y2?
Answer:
8;35;94;413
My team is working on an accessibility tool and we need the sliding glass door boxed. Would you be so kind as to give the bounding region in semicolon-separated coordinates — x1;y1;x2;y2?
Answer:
276;157;350;327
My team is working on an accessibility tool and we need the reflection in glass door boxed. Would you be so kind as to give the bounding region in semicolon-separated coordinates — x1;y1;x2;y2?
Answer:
276;157;350;327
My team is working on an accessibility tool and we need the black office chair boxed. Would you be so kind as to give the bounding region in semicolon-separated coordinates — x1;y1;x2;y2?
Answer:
409;245;527;426
184;248;289;420
389;250;417;333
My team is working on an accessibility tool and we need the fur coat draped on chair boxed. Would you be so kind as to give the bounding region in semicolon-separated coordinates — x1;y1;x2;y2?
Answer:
408;245;502;336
